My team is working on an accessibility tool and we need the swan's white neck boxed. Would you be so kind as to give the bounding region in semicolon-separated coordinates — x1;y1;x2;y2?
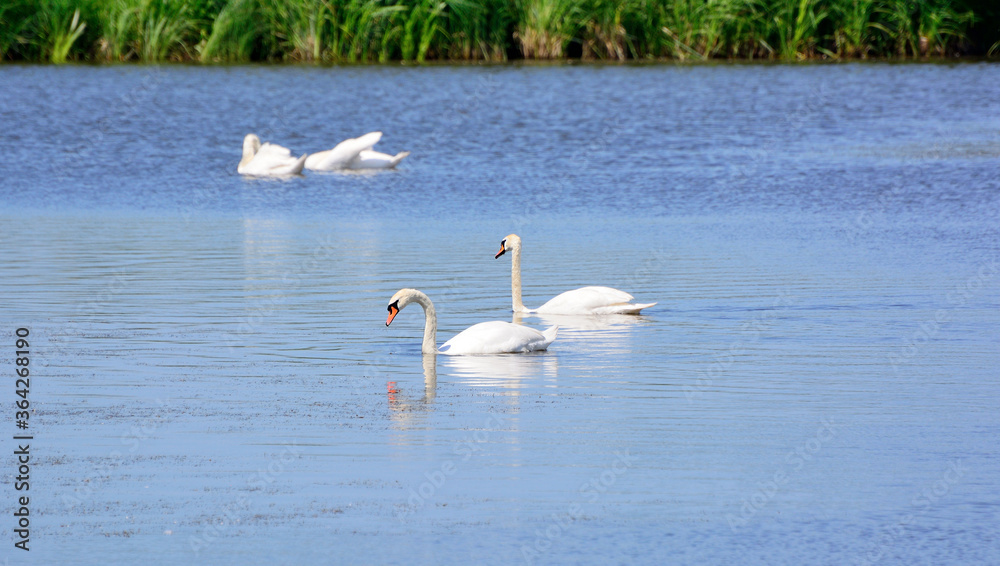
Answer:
409;291;439;354
240;136;259;169
510;245;529;313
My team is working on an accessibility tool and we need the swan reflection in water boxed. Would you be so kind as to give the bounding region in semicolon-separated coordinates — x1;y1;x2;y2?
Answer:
387;354;438;421
513;312;652;355
516;312;653;331
442;351;559;389
387;350;557;432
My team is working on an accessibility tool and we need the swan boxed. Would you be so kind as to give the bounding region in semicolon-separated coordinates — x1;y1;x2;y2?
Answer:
350;148;410;169
238;134;306;176
385;288;557;355
304;131;410;171
495;234;657;315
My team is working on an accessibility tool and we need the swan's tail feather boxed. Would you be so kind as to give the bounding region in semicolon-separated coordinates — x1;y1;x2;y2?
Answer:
623;302;656;314
356;131;383;150
594;302;657;315
290;154;307;175
390;151;410;168
541;325;558;349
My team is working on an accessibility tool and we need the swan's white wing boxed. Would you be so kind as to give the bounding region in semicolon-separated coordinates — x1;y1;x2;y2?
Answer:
278;153;307;175
348;149;409;170
256;142;293;159
240;145;306;176
305;131;382;171
535;286;654;315
439;321;556;355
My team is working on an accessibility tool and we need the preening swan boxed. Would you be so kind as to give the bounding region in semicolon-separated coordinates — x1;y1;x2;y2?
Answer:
238;134;306;176
350;149;410;169
305;131;410;171
495;234;657;315
385;288;557;355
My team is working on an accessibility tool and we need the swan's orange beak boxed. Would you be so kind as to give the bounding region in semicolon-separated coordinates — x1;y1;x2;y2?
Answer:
386;305;399;326
495;244;506;259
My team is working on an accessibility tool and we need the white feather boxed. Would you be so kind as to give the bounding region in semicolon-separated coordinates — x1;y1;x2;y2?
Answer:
304;131;383;171
238;134;306;177
440;321;557;355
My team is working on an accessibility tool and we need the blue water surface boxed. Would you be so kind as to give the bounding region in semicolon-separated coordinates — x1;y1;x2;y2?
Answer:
1;62;999;565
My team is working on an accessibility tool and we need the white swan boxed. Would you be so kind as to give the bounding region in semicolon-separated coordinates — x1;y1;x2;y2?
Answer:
495;234;657;315
385;288;557;355
350;148;410;169
238;134;307;176
305;131;410;171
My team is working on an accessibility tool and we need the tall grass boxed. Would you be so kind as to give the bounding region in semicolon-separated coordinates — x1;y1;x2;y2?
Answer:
0;1;36;59
97;0;198;61
773;0;830;59
0;0;994;62
444;0;512;60
830;0;878;57
658;0;751;60
515;0;580;58
916;1;975;56
35;0;90;63
577;0;631;59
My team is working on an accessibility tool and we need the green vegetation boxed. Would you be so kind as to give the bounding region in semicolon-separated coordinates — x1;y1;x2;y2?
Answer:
0;0;995;63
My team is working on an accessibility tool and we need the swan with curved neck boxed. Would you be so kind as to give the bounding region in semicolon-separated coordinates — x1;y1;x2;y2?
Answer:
385;288;557;355
495;234;656;315
238;133;307;176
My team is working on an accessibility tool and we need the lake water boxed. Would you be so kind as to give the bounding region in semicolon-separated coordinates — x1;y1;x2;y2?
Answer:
1;62;999;565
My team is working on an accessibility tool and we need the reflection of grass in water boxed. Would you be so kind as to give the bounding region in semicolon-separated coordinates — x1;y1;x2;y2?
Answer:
0;0;991;63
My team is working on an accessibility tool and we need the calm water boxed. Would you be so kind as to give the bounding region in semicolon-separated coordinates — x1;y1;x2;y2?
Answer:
1;62;999;565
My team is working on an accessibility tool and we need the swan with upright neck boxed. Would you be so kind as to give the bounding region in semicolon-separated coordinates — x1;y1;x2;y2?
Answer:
495;234;656;315
305;131;410;171
238;134;306;176
385;288;557;355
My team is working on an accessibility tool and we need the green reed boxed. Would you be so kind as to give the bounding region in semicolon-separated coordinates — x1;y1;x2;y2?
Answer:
0;0;993;62
33;0;92;63
1;1;34;59
97;0;199;61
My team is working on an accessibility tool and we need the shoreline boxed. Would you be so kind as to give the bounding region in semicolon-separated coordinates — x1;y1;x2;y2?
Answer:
3;0;997;65
2;56;998;68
